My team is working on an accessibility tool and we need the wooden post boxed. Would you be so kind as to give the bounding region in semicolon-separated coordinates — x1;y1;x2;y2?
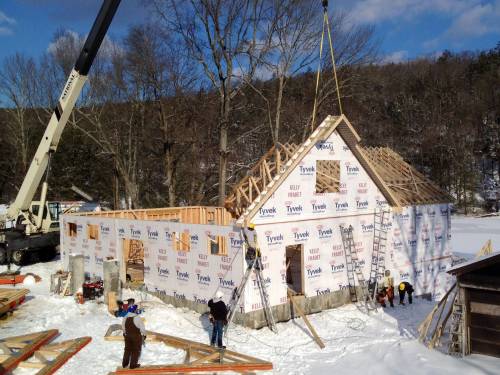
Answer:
288;291;325;349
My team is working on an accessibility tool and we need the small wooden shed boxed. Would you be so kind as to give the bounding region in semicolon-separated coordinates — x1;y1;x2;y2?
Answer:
447;253;500;357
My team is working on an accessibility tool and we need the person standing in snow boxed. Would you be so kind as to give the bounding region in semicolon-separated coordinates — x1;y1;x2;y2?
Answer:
398;281;414;305
122;305;146;369
382;270;395;307
208;291;228;348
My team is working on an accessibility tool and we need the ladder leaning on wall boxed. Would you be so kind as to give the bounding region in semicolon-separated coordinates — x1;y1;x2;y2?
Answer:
339;225;377;311
448;294;466;356
368;208;390;300
225;235;277;334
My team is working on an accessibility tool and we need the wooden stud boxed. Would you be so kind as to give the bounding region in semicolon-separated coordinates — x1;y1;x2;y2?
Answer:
287;291;325;349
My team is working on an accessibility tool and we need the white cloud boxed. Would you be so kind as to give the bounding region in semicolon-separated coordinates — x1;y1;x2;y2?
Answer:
348;0;481;24
422;0;500;49
0;10;16;36
380;50;408;64
445;0;500;38
47;30;123;60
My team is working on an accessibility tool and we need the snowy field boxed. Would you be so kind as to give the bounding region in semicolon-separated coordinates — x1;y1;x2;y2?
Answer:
1;215;499;374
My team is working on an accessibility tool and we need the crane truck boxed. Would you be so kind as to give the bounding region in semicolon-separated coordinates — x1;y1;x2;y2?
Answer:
0;0;121;267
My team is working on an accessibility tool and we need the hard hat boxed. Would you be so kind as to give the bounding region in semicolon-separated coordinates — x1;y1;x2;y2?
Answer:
399;283;405;291
247;223;255;230
215;290;224;299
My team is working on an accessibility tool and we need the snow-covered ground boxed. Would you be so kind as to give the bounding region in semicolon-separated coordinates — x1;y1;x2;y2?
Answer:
1;215;499;374
451;215;500;258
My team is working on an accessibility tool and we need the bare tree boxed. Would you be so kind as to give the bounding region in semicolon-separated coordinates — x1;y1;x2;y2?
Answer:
0;54;38;177
125;23;198;207
152;0;274;206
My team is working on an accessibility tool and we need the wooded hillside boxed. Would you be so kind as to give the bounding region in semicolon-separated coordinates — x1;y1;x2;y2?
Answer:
0;1;498;213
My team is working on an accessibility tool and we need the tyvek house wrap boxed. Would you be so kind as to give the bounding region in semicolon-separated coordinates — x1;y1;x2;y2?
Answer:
61;215;245;311
242;125;453;312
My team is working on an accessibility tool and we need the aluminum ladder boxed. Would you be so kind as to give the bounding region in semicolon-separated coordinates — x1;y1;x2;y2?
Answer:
368;208;390;300
340;225;377;311
448;296;465;356
225;247;277;334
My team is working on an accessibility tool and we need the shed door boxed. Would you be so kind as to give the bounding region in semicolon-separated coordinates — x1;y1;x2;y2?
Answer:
469;288;500;357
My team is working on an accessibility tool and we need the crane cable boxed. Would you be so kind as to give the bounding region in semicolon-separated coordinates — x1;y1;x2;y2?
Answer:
310;0;343;132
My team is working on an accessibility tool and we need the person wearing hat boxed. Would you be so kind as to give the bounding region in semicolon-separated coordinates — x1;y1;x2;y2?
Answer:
121;304;146;369
243;223;261;269
382;270;395;308
398;281;414;305
208;291;228;348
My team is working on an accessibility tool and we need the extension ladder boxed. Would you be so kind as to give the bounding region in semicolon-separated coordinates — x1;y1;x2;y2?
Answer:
340;225;376;311
448;297;465;356
368;208;390;299
225;248;277;334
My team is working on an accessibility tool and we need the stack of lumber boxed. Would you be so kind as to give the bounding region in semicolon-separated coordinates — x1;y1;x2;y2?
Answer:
105;324;273;374
0;287;29;316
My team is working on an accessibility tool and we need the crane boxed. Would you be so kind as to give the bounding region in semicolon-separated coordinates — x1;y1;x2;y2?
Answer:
0;0;121;267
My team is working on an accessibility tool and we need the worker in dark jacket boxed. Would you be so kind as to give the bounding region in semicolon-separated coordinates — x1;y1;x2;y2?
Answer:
398;281;414;305
208;291;228;348
122;305;146;369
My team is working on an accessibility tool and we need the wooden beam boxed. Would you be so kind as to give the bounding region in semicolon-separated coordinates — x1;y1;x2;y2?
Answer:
110;362;273;374
287;291;325;349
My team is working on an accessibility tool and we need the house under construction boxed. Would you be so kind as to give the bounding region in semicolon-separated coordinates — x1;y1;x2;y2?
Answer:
61;115;454;328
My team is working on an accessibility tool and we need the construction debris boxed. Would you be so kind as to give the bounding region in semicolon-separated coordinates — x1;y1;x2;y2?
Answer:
105;324;273;374
50;271;72;296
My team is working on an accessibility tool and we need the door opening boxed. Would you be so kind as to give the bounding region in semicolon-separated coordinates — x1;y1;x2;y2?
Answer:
123;239;144;283
286;244;304;295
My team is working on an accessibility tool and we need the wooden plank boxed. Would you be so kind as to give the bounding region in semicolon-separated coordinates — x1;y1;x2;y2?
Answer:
288;292;325;349
470;313;500;331
18;361;47;368
189;351;220;365
34;336;92;375
471;339;500;358
111;361;273;374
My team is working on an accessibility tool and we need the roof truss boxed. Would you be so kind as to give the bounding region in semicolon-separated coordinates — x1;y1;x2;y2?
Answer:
105;324;273;374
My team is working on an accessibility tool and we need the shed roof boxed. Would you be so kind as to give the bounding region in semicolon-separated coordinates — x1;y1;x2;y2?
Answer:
447;252;500;276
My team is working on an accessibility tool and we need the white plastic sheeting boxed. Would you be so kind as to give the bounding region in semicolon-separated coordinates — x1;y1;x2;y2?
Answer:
61;215;244;309
60;127;453;313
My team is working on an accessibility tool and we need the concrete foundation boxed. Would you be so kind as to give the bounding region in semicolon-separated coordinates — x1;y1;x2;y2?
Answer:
140;285;352;329
103;259;121;303
69;254;85;295
130;285;432;329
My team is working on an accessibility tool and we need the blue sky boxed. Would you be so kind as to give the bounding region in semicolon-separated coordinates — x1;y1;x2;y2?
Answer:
0;0;499;64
